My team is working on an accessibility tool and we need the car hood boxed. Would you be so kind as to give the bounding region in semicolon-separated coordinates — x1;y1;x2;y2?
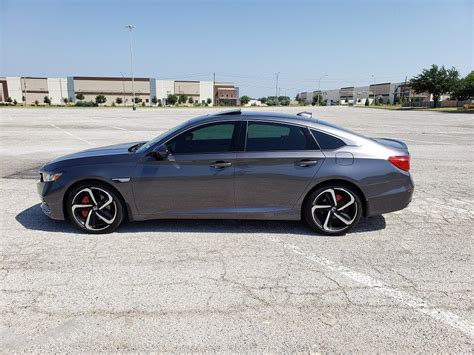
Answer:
41;141;146;170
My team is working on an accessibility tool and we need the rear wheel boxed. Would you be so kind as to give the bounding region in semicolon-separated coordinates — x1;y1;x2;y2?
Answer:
304;184;362;236
67;183;124;234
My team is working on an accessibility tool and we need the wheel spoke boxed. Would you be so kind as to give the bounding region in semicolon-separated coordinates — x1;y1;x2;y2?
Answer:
84;210;93;229
337;194;355;211
95;211;115;225
311;204;331;214
323;211;332;230
72;204;92;212
333;211;353;225
327;189;337;206
83;188;98;205
98;190;114;210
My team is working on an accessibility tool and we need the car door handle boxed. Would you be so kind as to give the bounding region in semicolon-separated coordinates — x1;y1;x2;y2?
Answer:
210;161;232;169
297;159;319;167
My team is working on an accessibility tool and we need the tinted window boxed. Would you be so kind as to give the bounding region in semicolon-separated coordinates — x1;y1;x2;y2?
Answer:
167;122;237;154
311;130;346;150
246;122;317;152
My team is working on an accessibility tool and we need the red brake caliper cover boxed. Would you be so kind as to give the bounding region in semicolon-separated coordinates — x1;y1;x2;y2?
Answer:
336;194;343;202
81;195;90;217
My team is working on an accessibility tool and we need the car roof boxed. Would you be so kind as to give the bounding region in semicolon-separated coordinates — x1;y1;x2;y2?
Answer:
184;109;370;145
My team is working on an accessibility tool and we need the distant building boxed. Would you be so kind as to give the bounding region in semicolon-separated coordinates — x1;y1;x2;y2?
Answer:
0;76;238;106
297;80;450;105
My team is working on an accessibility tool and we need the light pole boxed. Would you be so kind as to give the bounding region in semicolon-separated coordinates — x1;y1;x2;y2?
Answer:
120;72;126;106
317;74;328;106
371;74;376;105
275;72;280;98
125;24;136;110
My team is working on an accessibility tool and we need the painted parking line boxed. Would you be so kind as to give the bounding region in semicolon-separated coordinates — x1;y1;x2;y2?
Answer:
111;126;128;131
403;138;454;145
49;124;96;146
269;238;474;338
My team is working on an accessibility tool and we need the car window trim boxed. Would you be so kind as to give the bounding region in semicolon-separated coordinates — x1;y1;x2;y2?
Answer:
243;119;321;153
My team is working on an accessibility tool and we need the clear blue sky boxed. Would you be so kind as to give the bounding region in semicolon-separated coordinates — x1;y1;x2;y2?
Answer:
1;0;472;97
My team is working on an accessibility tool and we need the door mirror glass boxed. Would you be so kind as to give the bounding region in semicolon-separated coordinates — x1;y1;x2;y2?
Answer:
151;144;169;160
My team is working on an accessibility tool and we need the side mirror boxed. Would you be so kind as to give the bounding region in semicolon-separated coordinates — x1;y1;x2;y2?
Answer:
151;144;169;160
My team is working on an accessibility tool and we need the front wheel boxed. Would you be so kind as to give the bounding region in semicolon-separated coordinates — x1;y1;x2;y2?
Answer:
303;185;362;236
67;183;124;234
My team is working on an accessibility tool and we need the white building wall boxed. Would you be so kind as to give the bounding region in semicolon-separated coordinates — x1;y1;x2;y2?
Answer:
6;77;22;102
47;78;68;104
155;80;175;102
199;81;214;105
323;89;340;105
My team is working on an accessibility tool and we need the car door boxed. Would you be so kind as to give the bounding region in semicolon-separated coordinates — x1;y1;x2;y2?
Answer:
234;120;325;213
132;121;241;216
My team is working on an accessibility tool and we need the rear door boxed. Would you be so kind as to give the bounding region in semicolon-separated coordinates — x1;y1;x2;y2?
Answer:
234;120;325;212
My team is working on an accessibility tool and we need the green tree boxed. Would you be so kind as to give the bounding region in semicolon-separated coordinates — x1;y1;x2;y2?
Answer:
115;97;123;105
166;94;178;105
206;98;212;105
6;97;12;103
63;97;69;104
365;98;370;106
44;96;51;105
13;99;18;105
188;97;194;104
134;97;142;104
95;95;107;104
34;100;39;106
410;65;459;107
240;95;251;105
258;97;267;104
265;96;279;106
76;93;85;100
178;94;188;104
278;96;290;106
151;96;158;105
452;71;474;100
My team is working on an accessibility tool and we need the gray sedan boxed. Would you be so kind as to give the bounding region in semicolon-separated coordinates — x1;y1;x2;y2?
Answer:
37;110;414;235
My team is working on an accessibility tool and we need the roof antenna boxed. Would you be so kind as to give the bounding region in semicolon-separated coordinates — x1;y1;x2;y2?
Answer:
297;111;312;118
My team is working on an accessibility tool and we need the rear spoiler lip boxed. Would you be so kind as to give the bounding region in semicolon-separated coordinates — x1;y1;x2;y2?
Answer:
371;137;409;154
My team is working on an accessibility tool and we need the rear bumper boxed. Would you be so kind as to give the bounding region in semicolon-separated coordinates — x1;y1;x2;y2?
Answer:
37;181;65;220
365;175;414;216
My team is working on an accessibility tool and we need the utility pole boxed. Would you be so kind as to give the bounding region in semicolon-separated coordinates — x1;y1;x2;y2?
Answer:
120;72;126;106
317;74;328;106
275;72;280;98
125;24;136;110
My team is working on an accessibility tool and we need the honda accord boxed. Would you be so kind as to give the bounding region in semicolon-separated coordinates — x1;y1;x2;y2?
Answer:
38;110;414;235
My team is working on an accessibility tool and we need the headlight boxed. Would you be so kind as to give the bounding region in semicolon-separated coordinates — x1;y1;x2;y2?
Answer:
42;172;62;182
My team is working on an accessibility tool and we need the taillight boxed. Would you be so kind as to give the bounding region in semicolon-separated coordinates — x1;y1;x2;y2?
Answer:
389;155;410;172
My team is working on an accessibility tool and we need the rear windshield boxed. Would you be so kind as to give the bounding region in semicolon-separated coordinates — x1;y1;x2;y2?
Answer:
316;119;367;139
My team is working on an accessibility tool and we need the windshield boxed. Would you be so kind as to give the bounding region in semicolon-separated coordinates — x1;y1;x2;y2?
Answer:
136;120;190;153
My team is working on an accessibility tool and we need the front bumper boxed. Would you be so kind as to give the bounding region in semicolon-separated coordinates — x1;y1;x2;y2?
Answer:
37;181;65;220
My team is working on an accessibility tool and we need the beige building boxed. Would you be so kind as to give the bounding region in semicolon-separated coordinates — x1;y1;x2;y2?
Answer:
69;76;152;105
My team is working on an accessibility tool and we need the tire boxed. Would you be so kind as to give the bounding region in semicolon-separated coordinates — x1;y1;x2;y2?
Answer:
66;182;124;234
303;184;362;236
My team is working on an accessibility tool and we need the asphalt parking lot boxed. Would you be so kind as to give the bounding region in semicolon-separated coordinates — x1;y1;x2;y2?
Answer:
0;106;473;351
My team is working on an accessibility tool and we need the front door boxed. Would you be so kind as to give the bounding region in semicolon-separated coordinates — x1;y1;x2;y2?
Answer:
234;121;325;213
132;121;241;216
